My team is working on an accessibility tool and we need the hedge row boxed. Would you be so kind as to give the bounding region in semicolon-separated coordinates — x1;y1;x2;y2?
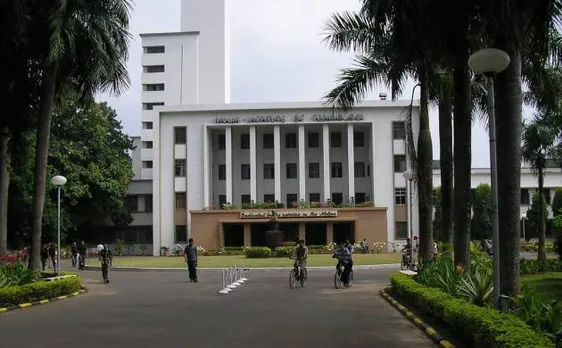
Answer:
390;273;552;348
0;275;82;307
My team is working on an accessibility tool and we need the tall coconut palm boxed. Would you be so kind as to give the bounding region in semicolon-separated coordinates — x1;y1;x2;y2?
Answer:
28;0;131;271
522;115;559;271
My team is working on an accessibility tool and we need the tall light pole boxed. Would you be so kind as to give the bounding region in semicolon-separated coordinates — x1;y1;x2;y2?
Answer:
403;171;414;242
468;48;511;310
51;175;67;276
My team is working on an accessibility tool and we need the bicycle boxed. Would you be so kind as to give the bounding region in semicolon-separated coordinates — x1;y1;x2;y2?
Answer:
400;251;419;272
289;258;307;289
334;260;354;289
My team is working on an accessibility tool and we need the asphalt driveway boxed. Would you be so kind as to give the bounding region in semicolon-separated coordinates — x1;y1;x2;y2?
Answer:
0;268;433;348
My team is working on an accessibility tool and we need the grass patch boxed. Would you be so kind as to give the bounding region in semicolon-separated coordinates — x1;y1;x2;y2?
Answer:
99;253;401;268
522;272;562;308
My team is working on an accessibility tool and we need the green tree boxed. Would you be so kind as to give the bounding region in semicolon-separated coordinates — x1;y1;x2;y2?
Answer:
29;0;132;271
552;188;562;220
471;184;492;241
433;187;442;241
527;192;550;242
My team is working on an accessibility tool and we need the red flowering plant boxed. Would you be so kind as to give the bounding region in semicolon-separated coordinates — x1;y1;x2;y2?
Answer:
0;254;39;288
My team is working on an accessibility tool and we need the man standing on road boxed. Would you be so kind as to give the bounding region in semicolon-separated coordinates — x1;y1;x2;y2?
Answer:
184;238;198;282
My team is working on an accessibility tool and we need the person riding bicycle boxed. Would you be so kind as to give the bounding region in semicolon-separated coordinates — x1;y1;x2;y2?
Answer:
98;244;113;284
291;240;308;279
333;241;353;286
401;238;413;265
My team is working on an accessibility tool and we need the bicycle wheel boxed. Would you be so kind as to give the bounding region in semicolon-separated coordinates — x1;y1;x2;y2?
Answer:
289;269;298;289
347;270;354;287
334;270;342;289
300;268;307;287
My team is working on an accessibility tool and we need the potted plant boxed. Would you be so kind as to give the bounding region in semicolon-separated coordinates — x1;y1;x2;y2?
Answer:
139;244;147;256
160;246;170;256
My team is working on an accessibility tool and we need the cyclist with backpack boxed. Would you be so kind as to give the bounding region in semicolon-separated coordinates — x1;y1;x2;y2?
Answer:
291;240;308;280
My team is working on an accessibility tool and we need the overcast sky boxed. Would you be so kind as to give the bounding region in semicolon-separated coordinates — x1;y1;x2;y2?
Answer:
98;0;524;168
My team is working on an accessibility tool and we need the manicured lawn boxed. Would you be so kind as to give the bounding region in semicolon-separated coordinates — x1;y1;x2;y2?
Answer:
102;253;401;268
522;272;562;308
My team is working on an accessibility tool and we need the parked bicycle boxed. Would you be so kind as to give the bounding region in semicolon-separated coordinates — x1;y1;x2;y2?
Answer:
289;258;307;289
334;261;354;289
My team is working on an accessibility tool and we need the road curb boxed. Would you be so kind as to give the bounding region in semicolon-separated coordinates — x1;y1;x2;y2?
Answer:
379;287;455;348
0;288;87;315
83;263;400;272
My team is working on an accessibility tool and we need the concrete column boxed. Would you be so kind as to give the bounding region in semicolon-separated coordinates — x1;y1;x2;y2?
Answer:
243;224;251;247
274;125;281;202
225;127;233;204
250;126;257;202
203;126;210;208
347;124;355;202
298;125;306;202
327;223;334;244
219;222;225;247
370;122;376;203
299;223;306;242
322;124;330;202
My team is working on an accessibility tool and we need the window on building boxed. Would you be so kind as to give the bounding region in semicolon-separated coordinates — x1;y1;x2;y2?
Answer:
395;222;408;239
331;162;343;178
144;46;165;54
287;194;298;208
285;133;297;148
218;164;226;181
174;127;186;144
218;134;225;150
241;134;250;149
264;194;275;203
521;189;530;205
241;194;251;205
175;192;186;209
309;162;320;178
144;195;153;212
354;131;365;147
393;122;406;140
354;162;365;178
143;83;165;91
219;195;227;208
332;192;343;205
286;163;297;179
142;122;153;130
395;188;407;205
175;226;187;243
142;141;153;149
355;192;366;204
143;102;164;110
308;132;319;148
263;163;275;179
175;159;186;177
138;226;153;244
263;133;274;149
241;164;250;180
144;65;165;73
309;193;320;203
394;155;406;172
331;132;342;147
127;196;138;212
142;161;153;169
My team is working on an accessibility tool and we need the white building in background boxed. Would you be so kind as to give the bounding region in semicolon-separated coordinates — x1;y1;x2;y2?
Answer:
110;0;562;255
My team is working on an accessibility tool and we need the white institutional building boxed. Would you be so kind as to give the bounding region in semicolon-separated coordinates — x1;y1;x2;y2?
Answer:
116;0;562;256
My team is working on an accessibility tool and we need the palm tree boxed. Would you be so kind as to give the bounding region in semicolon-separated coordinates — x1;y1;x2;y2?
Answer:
28;0;131;271
522;115;559;271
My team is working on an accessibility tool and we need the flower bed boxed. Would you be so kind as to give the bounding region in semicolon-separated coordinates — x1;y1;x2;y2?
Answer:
390;273;552;347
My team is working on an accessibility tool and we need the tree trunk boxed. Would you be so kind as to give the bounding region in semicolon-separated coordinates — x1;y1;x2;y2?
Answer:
453;56;472;268
438;77;454;246
538;166;546;272
417;69;434;262
30;62;59;271
0;126;11;258
495;47;522;296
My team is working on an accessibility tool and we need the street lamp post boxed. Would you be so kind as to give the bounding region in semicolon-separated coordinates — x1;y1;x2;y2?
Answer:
403;171;414;242
468;48;511;310
51;175;67;276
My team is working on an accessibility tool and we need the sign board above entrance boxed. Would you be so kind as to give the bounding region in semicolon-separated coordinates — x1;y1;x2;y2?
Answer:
240;210;338;219
215;114;363;124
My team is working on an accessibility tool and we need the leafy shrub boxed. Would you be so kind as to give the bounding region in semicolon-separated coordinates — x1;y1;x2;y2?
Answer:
0;259;40;288
275;246;294;258
520;258;562;275
0;275;82;307
511;285;562;337
115;239;125;256
390;273;552;347
244;247;271;258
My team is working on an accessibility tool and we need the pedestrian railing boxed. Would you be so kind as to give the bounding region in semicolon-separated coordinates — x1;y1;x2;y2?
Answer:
218;265;248;295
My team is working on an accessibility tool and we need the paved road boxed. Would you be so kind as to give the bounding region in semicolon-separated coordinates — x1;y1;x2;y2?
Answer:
0;268;433;348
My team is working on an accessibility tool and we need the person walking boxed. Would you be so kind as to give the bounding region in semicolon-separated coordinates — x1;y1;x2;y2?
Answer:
78;241;87;271
184;238;198;282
